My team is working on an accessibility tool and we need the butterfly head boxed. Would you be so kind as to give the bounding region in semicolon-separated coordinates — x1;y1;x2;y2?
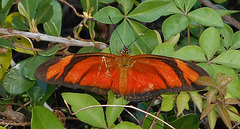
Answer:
120;45;130;55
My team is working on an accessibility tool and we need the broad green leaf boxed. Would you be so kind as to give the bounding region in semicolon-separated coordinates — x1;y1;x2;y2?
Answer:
167;114;200;129
210;64;240;99
0;38;15;49
227;105;240;122
12;15;29;30
136;102;154;121
36;2;53;24
179;37;199;48
18;0;39;20
211;50;240;69
128;20;161;54
189;91;203;112
31;106;64;129
174;45;206;62
99;0;114;3
0;126;6;129
152;43;174;57
113;122;142;129
143;113;164;129
219;23;233;48
0;48;12;82
28;84;45;106
164;3;182;15
43;0;62;36
93;6;123;24
106;90;129;127
215;9;239;16
208;108;217;129
165;33;180;46
0;4;10;27
213;0;226;3
188;7;223;27
184;0;197;12
230;30;240;50
216;105;232;129
117;0;133;15
77;46;100;54
176;92;190;116
1;0;14;11
173;0;184;11
110;20;134;55
161;94;176;112
34;83;55;106
8;36;35;55
199;27;220;60
128;1;171;22
38;44;59;56
62;93;107;128
24;55;53;80
162;14;189;40
2;58;36;94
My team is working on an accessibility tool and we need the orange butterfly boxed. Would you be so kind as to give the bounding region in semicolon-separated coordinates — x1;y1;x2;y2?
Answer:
36;45;209;101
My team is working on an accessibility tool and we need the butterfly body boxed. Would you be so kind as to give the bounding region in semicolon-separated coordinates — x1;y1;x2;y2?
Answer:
36;51;209;101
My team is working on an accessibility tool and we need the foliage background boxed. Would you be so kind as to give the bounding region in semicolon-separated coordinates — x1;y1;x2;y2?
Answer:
0;0;240;129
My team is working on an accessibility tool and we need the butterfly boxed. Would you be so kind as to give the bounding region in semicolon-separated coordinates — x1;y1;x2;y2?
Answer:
36;45;209;101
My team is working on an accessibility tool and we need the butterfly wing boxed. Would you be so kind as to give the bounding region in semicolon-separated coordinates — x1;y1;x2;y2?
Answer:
36;53;120;95
123;54;209;101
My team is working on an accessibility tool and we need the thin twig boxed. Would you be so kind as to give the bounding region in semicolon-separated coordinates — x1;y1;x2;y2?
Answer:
199;0;240;29
58;0;84;17
0;28;107;50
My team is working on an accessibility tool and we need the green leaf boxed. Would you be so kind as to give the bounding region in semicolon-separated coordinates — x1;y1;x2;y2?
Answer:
188;7;223;27
18;0;39;20
162;14;189;40
215;9;239;16
174;46;206;62
227;105;240;123
211;50;240;69
113;122;142;129
164;3;183;15
128;20;161;54
167;114;200;129
176;92;190;116
38;44;59;56
31;106;64;129
2;58;36;94
110;20;134;55
173;0;184;11
184;0;197;12
210;64;240;99
128;1;171;22
199;27;220;60
136;102;153;121
62;93;107;128
117;0;133;15
77;46;100;54
143;113;164;129
208;108;217;129
12;15;29;30
152;43;174;57
161;94;176;112
0;38;15;49
188;91;203;112
1;0;14;11
43;0;62;36
24;55;53;80
230;30;240;50
28;83;45;105
0;48;12;82
93;6;123;24
165;33;180;46
37;84;55;105
219;23;233;48
99;0;114;3
106;90;129;127
179;37;199;48
216;105;232;129
36;2;53;24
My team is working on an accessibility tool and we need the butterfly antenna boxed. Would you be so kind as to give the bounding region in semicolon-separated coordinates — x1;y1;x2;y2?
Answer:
128;28;149;47
108;16;126;47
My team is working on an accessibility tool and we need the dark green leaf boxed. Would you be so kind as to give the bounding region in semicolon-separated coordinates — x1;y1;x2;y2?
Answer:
1;0;14;11
106;90;129;127
43;0;62;36
110;20;134;55
62;93;107;128
0;38;15;49
128;20;161;54
93;6;123;24
162;14;189;40
128;1;171;22
31;106;64;129
12;16;29;30
2;58;36;94
117;0;133;15
188;7;223;27
143;113;164;129
166;114;200;129
38;44;59;56
36;2;53;24
18;0;39;20
77;46;100;54
113;122;141;129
